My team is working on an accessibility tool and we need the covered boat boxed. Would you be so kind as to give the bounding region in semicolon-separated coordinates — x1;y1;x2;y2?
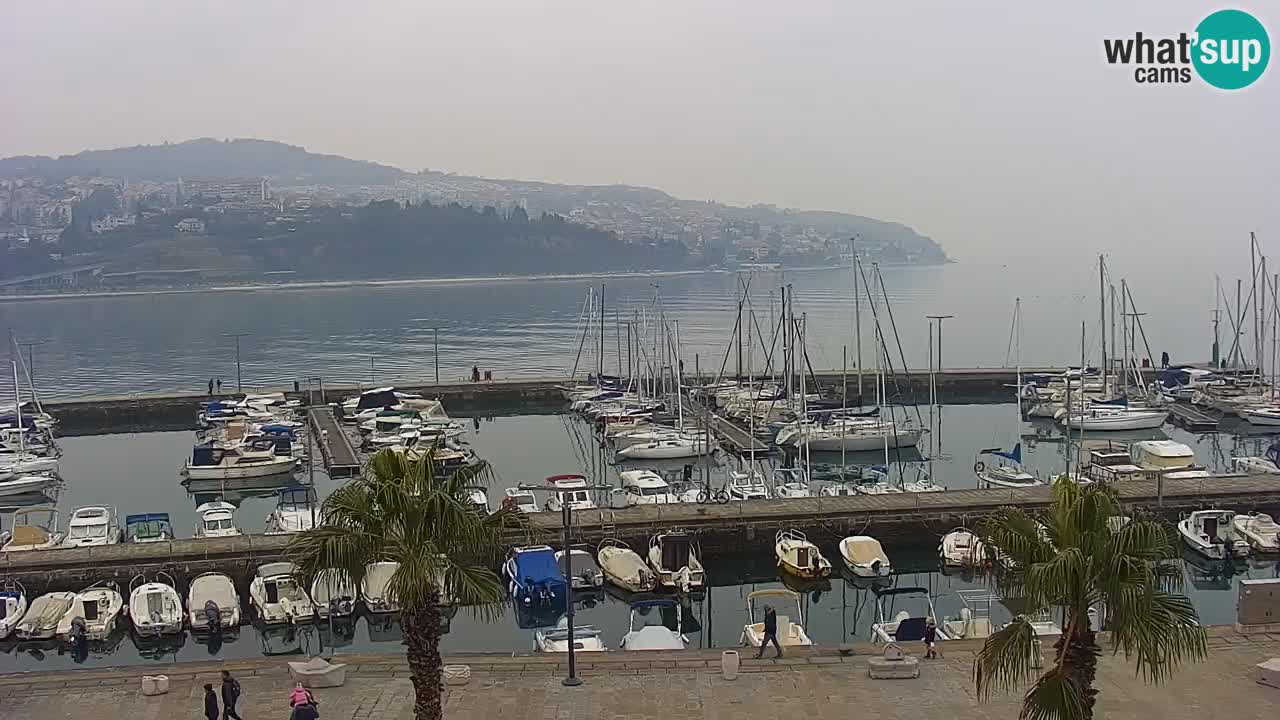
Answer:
741;589;812;648
838;535;891;578
556;548;605;590
647;531;705;592
187;572;241;633
504;546;568;609
596;539;656;593
14;591;75;640
775;529;832;579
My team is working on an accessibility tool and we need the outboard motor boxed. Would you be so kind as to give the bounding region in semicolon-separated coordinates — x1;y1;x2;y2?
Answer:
204;600;221;634
69;617;88;652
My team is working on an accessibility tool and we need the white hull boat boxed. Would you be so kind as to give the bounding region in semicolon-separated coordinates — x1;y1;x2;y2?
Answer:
184;446;296;480
188;572;241;632
1233;512;1280;553
535;617;607;652
728;471;770;500
597;540;656;593
870;587;951;644
620;599;687;651
939;528;985;567
1178;510;1250;560
803;427;923;452
615;437;712;460
0;455;58;475
619;469;681;505
14;591;75;640
648;532;705;592
544;475;596;512
249;562;313;625
362;561;401;613
57;584;125;641
775;529;832;579
129;575;184;636
1059;408;1169;431
194;501;242;538
0;474;58;497
310;569;358;618
1243;407;1280;426
62;506;122;548
1233;456;1280;475
741;589;812;648
839;535;891;578
0;580;28;639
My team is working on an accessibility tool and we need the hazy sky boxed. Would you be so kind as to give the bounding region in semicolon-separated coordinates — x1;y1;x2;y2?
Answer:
3;2;1276;263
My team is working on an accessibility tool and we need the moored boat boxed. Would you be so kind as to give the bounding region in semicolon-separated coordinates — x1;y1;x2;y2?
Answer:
838;535;891;578
775;529;832;579
740;589;812;648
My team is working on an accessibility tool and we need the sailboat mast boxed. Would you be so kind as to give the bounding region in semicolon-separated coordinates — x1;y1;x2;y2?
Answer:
1252;233;1261;373
1121;279;1129;390
599;283;606;383
841;344;848;470
1099;255;1107;393
674;320;684;431
736;277;744;381
11;349;24;456
852;237;863;401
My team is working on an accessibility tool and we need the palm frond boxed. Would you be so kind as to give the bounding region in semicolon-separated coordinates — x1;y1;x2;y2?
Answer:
1107;588;1206;682
975;616;1040;700
1018;666;1088;720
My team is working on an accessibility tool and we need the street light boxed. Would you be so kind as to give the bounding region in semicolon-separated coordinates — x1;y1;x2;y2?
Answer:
926;315;955;371
222;333;251;393
560;500;583;687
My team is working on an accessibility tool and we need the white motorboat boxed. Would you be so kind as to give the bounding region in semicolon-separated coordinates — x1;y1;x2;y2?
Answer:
1130;440;1210;479
1242;406;1280;426
0;579;28;639
619;599;687;651
1233;512;1280;553
728;470;771;500
776;529;832;579
939;527;985;567
870;587;951;644
361;561;401;613
772;467;811;498
14;591;75;640
596;539;656;593
309;569;358;619
56;583;125;641
1233;455;1280;475
187;572;241;633
194;501;242;538
264;485;318;535
0;506;64;551
128;573;184;636
1178;510;1250;560
249;562;313;625
0;472;58;497
619;469;680;505
855;479;903;495
535;617;607;653
467;487;491;513
647;531;705;592
741;589;813;648
184;442;297;480
615;436;712;460
0;454;58;476
544;475;596;512
819;482;859;497
1058;406;1169;431
839;535;891;578
62;506;122;548
902;475;945;493
556;549;605;590
501;487;540;513
942;590;1063;640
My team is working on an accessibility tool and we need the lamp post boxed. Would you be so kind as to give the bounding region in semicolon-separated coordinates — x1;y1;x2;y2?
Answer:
926;315;955;371
223;333;251;393
560;500;582;687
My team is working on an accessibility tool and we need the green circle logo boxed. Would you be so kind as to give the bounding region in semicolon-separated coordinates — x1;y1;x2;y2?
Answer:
1193;9;1270;90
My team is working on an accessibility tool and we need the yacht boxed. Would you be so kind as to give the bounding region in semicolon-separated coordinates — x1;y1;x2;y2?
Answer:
741;589;812;648
264;485;318;534
647;531;705;592
615;436;712;460
57;582;126;641
727;470;771;500
194;501;242;538
184;442;297;480
125;513;174;543
188;572;241;633
62;506;122;548
1178;510;1250;560
543;475;596;512
619;599;687;651
619;469;680;505
1058;405;1169;431
777;417;922;452
249;562;313;624
128;573;184;636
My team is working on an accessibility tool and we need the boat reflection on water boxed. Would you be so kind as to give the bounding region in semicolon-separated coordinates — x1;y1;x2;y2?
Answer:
133;631;186;661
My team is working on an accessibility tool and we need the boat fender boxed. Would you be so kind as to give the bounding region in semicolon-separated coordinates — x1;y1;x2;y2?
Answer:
973;461;985;474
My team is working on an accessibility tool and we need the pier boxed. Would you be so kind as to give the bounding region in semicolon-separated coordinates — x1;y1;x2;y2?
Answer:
1169;402;1220;431
681;398;769;455
6;475;1278;591
307;406;361;477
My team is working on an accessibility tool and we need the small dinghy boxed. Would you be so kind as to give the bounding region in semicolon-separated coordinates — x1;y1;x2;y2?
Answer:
1232;512;1280;554
939;527;986;567
839;535;891;578
775;529;832;579
535;616;607;653
129;572;184;636
57;582;125;641
14;591;74;640
740;589;812;648
597;539;656;593
556;548;604;590
310;569;357;619
0;579;28;640
187;572;241;633
249;562;313;625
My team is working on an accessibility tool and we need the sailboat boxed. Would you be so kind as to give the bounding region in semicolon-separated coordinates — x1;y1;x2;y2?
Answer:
976;444;1042;488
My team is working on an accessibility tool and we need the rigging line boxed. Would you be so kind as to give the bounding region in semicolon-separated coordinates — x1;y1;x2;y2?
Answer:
870;263;926;429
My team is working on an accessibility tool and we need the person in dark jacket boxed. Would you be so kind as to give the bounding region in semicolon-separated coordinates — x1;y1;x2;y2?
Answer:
203;683;220;720
923;618;940;659
755;605;782;658
220;670;242;720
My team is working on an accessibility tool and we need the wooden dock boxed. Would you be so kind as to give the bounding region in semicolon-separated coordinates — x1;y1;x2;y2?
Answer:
680;397;770;455
6;474;1279;591
1169;402;1220;431
307;406;361;477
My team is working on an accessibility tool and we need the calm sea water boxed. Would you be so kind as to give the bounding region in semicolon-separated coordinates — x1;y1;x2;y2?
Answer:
1;408;1275;671
0;257;1254;399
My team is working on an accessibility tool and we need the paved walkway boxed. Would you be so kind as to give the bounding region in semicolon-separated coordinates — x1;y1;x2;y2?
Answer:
2;629;1277;719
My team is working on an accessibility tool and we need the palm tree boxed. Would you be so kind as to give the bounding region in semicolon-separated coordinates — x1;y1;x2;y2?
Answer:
973;478;1206;720
290;447;526;720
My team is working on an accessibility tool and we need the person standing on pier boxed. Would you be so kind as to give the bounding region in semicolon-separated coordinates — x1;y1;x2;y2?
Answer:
203;683;220;720
208;378;215;395
216;378;223;393
755;605;782;659
220;670;243;720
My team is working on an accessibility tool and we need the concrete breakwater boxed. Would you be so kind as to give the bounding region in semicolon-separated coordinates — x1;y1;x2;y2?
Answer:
43;367;1078;435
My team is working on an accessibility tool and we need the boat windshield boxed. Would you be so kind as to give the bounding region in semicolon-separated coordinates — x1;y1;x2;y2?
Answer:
131;521;168;539
69;524;107;539
637;486;670;497
204;517;236;531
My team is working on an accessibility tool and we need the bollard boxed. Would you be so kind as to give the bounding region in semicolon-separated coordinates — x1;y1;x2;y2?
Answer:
1030;637;1043;669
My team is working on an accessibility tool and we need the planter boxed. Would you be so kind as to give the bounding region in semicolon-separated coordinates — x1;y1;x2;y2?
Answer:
721;650;740;680
444;664;471;686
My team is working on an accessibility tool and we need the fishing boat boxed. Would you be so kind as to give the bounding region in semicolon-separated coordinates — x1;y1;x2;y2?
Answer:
501;487;540;513
869;586;950;643
0;506;63;551
535;617;607;653
14;591;75;640
56;582;125;641
194;501;241;538
596;539;656;593
1232;512;1280;553
309;569;357;619
62;506;122;548
543;475;596;512
504;546;568;609
128;573;184;636
0;579;28;639
249;562;312;625
619;469;680;505
555;548;605;590
975;444;1042;488
183;442;296;480
1178;510;1250;560
264;484;318;534
647;531;705;592
939;527;985;567
187;572;240;633
361;561;402;614
727;470;770;500
775;529;832;579
125;513;174;543
619;599;687;651
838;535;891;578
740;589;812;648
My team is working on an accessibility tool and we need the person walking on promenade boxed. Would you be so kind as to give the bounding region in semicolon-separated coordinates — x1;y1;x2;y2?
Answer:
203;683;220;720
221;670;243;720
755;605;782;658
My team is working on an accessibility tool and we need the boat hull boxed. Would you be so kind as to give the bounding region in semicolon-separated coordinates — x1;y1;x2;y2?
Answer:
803;430;922;453
185;459;296;480
1061;412;1169;431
